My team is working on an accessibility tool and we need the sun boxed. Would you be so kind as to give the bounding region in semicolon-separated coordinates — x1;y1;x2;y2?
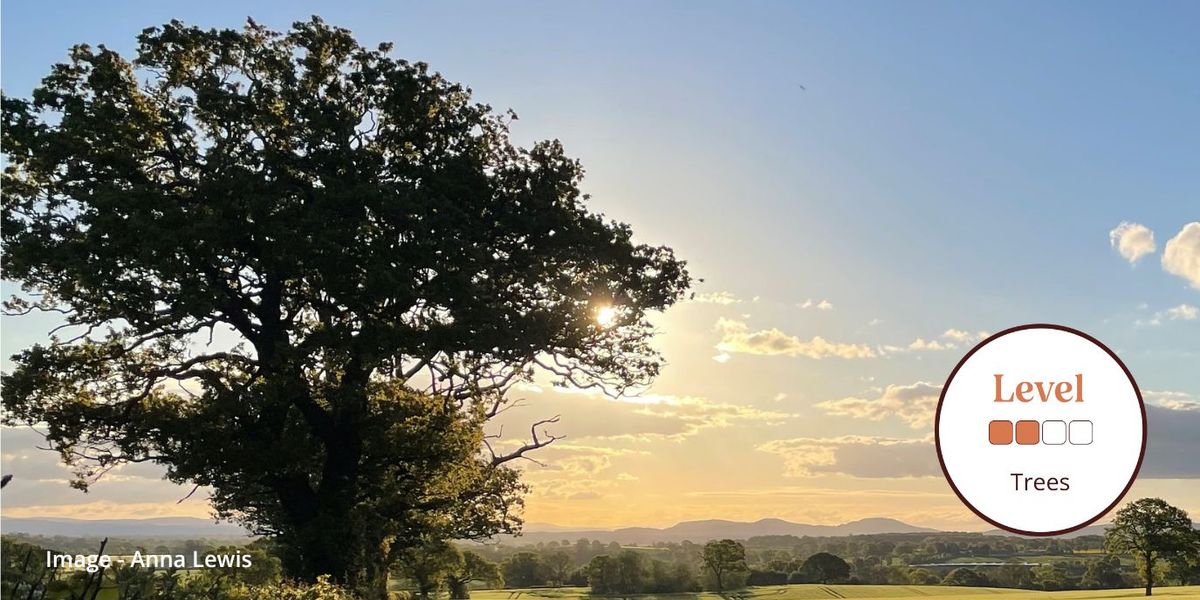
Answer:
596;305;618;328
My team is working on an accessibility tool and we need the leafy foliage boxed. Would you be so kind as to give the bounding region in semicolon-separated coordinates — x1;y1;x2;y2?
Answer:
447;551;503;599
1;16;689;594
396;541;462;600
701;539;748;591
940;567;989;587
502;552;549;589
801;551;850;585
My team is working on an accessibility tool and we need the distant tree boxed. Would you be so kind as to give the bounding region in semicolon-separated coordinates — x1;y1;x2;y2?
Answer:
447;551;502;599
746;568;788;586
614;550;649;594
502;552;547;589
906;568;941;586
941;567;989;587
802;552;850;585
574;540;594;566
398;542;462;600
1167;550;1200;586
586;555;619;594
1032;563;1069;591
0;15;690;600
702;539;748;591
993;563;1034;589
648;560;699;593
1106;498;1198;596
543;550;572;586
1081;556;1126;590
765;558;794;573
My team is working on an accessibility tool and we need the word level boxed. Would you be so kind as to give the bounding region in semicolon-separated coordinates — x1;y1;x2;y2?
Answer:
988;419;1092;446
993;373;1084;403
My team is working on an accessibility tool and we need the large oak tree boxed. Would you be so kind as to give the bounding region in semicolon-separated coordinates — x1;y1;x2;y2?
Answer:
1;17;690;597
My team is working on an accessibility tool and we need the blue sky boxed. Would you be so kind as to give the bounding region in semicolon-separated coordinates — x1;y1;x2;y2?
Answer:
2;1;1197;527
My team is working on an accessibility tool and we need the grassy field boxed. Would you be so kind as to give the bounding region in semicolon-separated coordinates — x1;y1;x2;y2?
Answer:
472;585;1200;600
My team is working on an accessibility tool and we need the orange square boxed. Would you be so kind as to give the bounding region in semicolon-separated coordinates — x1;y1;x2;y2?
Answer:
989;420;1013;445
1015;420;1040;445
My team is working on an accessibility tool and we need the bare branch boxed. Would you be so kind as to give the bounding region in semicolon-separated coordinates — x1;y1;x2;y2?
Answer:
490;416;561;466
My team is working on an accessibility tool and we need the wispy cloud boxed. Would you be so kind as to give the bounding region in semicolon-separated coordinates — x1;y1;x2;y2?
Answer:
879;329;988;355
691;291;742;305
1144;390;1200;412
715;318;875;359
798;299;834;311
815;381;941;429
1139;304;1199;326
757;434;938;478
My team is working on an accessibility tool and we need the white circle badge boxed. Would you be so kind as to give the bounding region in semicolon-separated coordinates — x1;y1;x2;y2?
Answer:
935;324;1145;536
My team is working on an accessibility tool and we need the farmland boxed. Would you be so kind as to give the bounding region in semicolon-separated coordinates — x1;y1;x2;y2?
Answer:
474;585;1200;600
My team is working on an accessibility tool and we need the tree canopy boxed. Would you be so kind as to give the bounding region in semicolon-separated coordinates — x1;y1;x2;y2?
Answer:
801;552;850;585
701;539;748;591
0;16;690;598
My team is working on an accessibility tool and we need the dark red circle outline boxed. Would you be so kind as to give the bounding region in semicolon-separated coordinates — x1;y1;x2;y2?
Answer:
934;323;1147;537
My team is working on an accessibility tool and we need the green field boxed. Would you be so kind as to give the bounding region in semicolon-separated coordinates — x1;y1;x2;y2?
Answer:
471;585;1200;600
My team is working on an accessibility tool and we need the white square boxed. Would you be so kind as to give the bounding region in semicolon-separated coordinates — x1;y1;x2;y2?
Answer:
1069;420;1093;445
1042;420;1067;445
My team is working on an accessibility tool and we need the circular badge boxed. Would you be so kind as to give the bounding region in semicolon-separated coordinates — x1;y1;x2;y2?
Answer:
935;324;1145;536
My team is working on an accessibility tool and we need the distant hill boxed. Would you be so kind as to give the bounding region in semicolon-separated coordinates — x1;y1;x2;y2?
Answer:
1;517;251;538
507;517;937;544
0;516;931;543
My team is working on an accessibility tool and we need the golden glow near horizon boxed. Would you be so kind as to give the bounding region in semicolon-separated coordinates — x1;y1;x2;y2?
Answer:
4;296;1200;531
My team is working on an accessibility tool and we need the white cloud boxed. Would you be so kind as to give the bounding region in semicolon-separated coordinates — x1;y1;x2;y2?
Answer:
715;318;875;359
815;381;942;429
712;352;731;363
1162;222;1200;289
1109;221;1156;265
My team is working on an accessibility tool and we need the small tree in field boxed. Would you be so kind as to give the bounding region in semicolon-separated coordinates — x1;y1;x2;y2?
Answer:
502;553;547;589
702;539;747;591
543;550;572;587
802;552;850;585
1;16;690;599
1106;498;1198;596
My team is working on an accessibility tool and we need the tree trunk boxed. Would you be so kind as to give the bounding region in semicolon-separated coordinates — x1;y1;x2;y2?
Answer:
273;420;387;598
1144;551;1153;596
